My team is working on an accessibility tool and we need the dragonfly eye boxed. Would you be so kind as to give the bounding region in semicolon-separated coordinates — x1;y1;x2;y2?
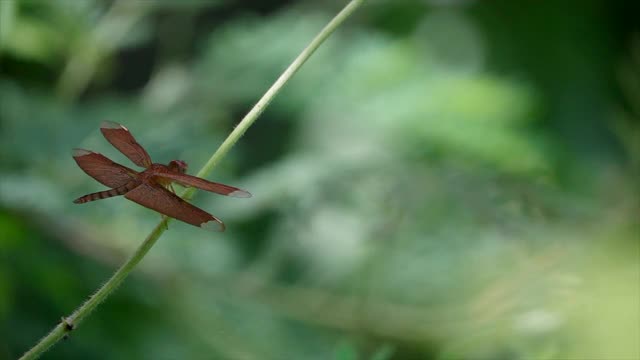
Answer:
178;160;188;173
169;160;188;173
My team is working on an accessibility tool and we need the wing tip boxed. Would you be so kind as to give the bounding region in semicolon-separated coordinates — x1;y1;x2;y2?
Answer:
201;220;225;232
72;148;93;157
229;189;252;198
100;121;127;130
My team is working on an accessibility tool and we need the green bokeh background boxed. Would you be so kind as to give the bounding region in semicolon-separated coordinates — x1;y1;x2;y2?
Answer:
1;1;638;359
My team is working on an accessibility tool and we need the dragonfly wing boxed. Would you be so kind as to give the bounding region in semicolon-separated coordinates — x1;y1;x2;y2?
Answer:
100;121;153;168
156;172;251;198
73;149;138;188
125;183;225;231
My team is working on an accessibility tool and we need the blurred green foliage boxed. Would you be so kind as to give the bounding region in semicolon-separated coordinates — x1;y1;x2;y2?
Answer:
1;0;638;359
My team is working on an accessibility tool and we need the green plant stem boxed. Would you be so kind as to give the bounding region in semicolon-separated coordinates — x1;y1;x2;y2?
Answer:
184;0;365;196
19;1;364;359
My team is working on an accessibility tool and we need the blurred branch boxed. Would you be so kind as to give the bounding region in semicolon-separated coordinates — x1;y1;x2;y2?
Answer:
14;207;127;269
187;247;568;346
615;34;640;175
19;1;365;359
0;0;17;60
55;0;151;101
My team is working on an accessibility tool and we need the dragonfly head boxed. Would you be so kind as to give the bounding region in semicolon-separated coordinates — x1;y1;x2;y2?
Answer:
169;160;188;173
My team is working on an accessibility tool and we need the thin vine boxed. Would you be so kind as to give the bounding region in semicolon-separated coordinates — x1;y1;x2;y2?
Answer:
19;1;364;358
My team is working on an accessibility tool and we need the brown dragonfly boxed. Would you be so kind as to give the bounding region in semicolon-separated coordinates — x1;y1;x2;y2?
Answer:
72;121;251;231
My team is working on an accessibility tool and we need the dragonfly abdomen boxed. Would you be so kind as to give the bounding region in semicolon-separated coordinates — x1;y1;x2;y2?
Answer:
73;181;139;204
